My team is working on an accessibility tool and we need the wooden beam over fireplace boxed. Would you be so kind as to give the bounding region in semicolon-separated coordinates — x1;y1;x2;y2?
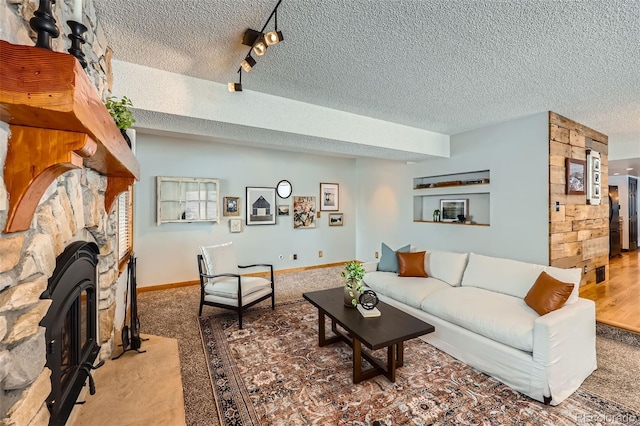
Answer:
0;40;141;233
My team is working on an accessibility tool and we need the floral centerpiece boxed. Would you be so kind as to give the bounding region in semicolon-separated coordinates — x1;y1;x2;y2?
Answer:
340;261;365;307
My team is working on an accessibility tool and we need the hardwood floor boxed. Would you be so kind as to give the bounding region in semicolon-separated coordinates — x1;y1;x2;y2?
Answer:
580;251;640;333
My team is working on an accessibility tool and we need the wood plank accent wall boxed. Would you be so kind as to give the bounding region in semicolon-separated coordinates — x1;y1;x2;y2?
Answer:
549;112;609;285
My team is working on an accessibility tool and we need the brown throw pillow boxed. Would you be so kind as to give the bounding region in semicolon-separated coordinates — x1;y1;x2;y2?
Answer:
397;251;428;277
524;271;574;316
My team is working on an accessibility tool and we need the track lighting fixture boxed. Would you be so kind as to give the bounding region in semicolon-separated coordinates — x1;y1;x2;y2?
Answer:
229;0;284;92
264;6;283;46
228;70;242;92
265;30;283;46
241;55;256;72
252;38;267;56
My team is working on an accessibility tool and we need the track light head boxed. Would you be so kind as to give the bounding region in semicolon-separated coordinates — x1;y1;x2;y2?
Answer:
228;82;242;92
265;30;283;46
241;55;256;72
252;39;267;56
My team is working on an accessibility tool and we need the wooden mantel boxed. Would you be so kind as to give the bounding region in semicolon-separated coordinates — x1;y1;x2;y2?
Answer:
0;40;140;233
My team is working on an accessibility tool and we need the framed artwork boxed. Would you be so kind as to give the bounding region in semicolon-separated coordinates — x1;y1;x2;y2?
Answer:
293;196;316;229
586;150;601;205
277;205;290;216
229;218;242;233
440;199;468;222
328;213;344;226
566;158;586;195
223;196;240;216
245;187;276;225
319;182;339;211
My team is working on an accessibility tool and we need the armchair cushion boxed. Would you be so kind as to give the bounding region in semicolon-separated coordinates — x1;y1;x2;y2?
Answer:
200;242;239;283
204;276;271;299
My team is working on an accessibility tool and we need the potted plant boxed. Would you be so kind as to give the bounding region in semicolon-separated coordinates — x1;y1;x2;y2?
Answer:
105;96;136;147
340;261;365;307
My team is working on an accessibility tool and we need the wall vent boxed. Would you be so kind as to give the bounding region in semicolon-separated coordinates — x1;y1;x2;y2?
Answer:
596;266;606;283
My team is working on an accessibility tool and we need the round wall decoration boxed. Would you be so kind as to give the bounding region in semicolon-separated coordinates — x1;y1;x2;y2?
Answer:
276;180;292;198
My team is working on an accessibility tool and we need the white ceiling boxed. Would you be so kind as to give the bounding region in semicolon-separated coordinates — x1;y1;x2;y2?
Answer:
94;0;640;168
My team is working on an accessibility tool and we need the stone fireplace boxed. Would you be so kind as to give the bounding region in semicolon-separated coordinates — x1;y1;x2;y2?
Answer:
0;1;137;425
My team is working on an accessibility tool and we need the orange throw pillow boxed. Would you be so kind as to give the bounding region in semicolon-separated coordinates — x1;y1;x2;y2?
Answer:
397;251;428;277
524;271;574;316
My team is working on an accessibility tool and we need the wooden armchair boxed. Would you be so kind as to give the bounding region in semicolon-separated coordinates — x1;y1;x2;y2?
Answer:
197;242;274;329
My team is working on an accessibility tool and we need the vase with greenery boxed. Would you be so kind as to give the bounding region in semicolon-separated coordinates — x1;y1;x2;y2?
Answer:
105;96;135;147
340;261;365;307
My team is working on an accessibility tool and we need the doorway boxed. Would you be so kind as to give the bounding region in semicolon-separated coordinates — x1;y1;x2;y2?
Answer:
629;177;637;251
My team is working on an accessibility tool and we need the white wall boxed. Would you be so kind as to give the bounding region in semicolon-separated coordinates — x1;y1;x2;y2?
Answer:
356;112;550;265
134;134;356;287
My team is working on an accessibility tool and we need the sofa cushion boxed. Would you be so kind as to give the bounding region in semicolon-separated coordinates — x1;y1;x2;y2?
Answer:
524;272;574;315
397;251;428;277
425;250;469;286
377;243;410;273
541;265;581;304
461;253;580;303
363;271;451;309
200;242;239;283
204;276;271;299
421;286;538;352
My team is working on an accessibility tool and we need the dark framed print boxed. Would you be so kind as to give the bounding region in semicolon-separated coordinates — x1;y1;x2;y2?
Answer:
566;158;586;195
246;187;276;225
223;196;240;216
320;182;339;211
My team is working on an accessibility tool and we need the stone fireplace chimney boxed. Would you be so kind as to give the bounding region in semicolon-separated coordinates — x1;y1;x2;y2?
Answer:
0;2;139;425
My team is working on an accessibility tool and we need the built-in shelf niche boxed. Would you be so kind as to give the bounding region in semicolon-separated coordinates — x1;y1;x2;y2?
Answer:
413;170;491;226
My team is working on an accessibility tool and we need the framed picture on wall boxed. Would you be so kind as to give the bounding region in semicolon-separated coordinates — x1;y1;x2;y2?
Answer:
566;158;586;195
319;183;339;211
293;196;316;229
223;196;240;216
440;199;468;222
328;213;344;226
229;218;242;233
246;187;276;225
278;205;290;216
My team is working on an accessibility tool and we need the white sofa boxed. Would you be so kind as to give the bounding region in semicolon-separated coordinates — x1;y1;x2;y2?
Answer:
362;251;597;405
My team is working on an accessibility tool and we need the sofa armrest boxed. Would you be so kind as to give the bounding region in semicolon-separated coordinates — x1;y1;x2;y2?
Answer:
361;261;378;273
532;298;597;404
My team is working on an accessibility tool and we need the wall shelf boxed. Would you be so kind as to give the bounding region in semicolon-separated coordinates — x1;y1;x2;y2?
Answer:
413;170;491;226
0;40;140;233
413;220;490;227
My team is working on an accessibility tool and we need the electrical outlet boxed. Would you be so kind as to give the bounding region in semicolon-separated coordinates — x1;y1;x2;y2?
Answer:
317;211;321;218
289;254;294;260
375;251;379;259
279;254;284;260
293;254;298;260
318;250;323;257
583;265;588;274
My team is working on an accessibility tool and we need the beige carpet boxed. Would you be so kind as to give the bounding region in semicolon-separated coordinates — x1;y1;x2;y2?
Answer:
70;335;186;426
138;266;640;426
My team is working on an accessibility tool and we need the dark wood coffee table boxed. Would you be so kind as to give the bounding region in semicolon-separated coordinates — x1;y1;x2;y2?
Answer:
303;287;435;384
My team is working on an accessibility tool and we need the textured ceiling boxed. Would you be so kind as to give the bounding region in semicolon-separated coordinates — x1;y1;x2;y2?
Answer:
94;0;640;161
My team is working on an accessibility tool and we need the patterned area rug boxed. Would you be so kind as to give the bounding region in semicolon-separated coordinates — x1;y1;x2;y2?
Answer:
199;301;639;425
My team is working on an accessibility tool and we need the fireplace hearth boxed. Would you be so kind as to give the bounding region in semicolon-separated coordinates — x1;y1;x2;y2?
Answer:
40;241;101;426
